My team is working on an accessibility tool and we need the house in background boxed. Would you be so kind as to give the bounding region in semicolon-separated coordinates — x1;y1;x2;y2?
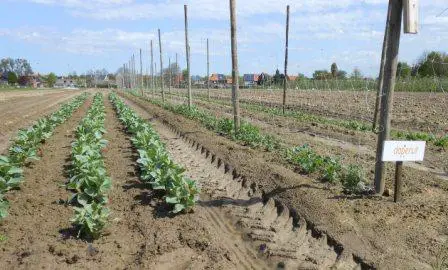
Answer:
209;73;227;85
287;75;298;82
55;76;75;88
243;74;259;87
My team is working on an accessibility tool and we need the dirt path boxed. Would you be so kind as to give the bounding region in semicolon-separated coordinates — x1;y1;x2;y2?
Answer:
0;91;82;154
0;97;92;269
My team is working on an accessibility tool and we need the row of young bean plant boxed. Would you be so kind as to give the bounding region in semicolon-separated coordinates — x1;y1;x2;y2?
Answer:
0;93;89;219
67;93;110;239
109;93;199;213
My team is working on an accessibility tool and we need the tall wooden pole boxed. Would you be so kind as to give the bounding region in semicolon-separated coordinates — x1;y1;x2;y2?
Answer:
184;4;192;109
229;0;240;132
158;29;165;102
175;53;178;89
374;0;403;195
282;5;290;114
150;40;154;92
373;1;393;131
123;63;126;89
169;57;172;94
128;59;132;88
140;48;143;95
207;38;210;100
154;63;157;91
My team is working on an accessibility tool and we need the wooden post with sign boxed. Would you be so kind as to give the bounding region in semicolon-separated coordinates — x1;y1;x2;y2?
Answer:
382;140;425;202
374;0;404;195
394;161;403;202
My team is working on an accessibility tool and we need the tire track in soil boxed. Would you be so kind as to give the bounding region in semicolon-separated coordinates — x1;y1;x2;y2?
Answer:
0;97;92;269
121;95;360;269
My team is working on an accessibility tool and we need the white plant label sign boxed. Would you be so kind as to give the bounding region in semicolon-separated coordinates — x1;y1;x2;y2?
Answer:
382;141;426;161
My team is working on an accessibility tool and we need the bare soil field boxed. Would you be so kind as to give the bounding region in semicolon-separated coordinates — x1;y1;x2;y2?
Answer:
0;89;446;269
0;90;84;153
1;91;361;269
125;91;448;269
171;88;448;134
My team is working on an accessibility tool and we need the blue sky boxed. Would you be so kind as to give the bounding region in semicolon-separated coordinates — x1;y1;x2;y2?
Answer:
1;0;447;77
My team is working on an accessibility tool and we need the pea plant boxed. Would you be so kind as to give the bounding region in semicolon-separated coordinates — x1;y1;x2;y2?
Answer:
0;93;88;220
67;93;111;239
109;93;199;213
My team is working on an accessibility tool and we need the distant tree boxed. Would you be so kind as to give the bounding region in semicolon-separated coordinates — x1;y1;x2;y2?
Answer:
0;58;33;76
313;70;331;80
18;75;32;86
182;69;188;82
413;51;448;77
337;70;347;79
273;69;285;85
7;72;18;85
45;73;57;88
350;68;362;79
396;62;411;78
295;73;306;81
331;63;338;78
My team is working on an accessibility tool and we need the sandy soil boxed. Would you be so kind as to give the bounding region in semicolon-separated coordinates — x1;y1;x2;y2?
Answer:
123;91;448;269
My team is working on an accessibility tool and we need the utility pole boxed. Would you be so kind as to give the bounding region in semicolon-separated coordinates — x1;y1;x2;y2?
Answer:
207;38;210;100
158;28;165;102
374;0;403;195
282;5;290;115
229;0;240;132
140;48;143;96
184;4;192;109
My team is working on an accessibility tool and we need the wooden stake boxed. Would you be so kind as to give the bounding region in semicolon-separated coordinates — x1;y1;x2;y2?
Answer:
175;53;178;88
158;28;165;102
229;0;240;132
123;63;126;89
140;48;143;96
394;161;403;202
184;4;192;108
207;38;210;100
282;5;290;115
374;0;403;195
169;57;172;94
151;40;154;92
373;1;392;131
